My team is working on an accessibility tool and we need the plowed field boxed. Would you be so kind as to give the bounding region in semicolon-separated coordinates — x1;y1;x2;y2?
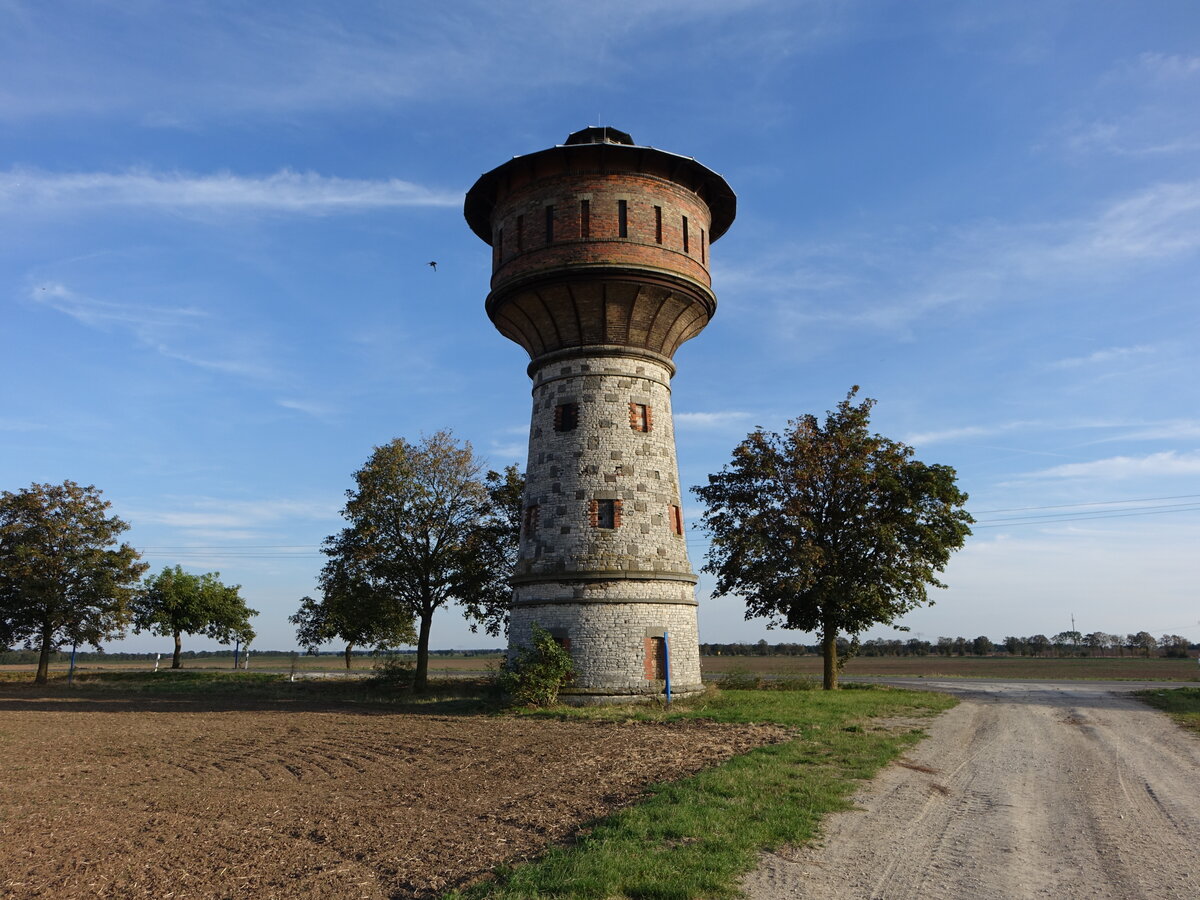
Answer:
0;694;782;899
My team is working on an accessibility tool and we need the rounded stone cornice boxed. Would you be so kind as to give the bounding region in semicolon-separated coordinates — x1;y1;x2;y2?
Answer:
486;267;717;363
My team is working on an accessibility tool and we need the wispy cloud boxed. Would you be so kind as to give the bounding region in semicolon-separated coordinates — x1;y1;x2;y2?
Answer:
0;1;837;121
1025;451;1200;480
29;282;278;381
904;421;1043;446
0;418;45;432
277;398;336;419
0;168;458;215
725;179;1200;339
1050;345;1155;369
130;497;340;531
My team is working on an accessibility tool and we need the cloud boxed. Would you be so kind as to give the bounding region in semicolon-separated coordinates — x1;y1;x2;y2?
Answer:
130;497;340;531
0;418;46;432
1050;345;1155;369
1025;451;1200;480
0;1;839;121
29;282;278;381
904;421;1042;446
0;168;458;215
726;179;1200;340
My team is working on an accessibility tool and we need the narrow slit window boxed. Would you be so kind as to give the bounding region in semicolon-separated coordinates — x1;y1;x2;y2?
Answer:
554;402;579;432
517;214;524;251
545;205;555;243
580;199;590;239
654;206;663;243
523;504;540;537
700;228;706;264
629;402;652;432
618;199;628;238
682;215;690;253
670;505;684;536
497;227;504;261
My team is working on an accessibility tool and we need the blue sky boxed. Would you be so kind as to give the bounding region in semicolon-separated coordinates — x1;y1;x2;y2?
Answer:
3;0;1198;654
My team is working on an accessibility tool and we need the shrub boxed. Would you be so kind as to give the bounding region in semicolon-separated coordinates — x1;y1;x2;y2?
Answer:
369;655;416;689
498;624;574;708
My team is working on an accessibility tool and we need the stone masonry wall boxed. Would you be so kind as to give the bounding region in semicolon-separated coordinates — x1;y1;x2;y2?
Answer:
511;352;702;698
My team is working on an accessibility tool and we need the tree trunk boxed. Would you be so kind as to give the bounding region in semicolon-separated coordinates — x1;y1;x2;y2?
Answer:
414;609;433;692
172;631;182;669
822;627;838;690
344;644;353;670
35;625;53;685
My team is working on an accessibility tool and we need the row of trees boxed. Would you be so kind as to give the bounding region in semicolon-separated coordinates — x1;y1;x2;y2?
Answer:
0;481;257;682
705;634;1198;659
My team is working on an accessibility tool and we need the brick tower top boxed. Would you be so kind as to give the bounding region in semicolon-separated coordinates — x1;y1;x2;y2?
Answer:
464;127;736;369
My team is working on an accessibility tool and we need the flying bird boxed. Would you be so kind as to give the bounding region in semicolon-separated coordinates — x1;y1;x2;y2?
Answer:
428;261;437;272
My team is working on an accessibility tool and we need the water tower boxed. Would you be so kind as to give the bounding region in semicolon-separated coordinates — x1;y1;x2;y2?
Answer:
465;126;735;703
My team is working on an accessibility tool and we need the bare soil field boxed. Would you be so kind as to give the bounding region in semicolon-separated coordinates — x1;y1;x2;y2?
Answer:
702;654;1200;681
743;680;1200;899
0;691;783;899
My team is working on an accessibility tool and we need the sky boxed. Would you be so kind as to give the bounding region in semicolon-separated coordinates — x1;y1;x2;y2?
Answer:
3;0;1198;655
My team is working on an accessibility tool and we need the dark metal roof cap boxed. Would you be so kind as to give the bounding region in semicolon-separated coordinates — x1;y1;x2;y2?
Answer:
563;126;634;146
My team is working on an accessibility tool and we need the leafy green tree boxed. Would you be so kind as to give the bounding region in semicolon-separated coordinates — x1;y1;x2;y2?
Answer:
290;557;416;670
1003;635;1024;656
972;635;994;656
132;566;257;668
0;481;148;683
1133;631;1158;658
1084;632;1107;655
693;389;973;689
322;431;506;691
1028;634;1051;657
457;465;524;638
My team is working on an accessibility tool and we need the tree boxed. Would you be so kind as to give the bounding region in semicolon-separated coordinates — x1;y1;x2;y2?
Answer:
457;465;524;638
322;431;503;691
693;388;973;689
972;635;994;656
290;555;416;669
1003;635;1024;656
1133;631;1158;658
1028;634;1051;657
0;481;148;684
132;566;257;669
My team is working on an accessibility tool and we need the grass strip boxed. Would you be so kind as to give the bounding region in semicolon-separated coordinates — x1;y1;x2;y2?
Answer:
450;685;955;900
1137;686;1200;735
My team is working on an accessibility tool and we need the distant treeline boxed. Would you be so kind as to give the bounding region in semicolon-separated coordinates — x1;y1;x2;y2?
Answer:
0;647;504;665
700;632;1196;659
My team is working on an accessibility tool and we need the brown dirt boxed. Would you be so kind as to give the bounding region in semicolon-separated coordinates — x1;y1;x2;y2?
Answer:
0;694;784;899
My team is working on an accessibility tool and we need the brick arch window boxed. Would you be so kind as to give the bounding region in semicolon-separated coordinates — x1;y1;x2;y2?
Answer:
523;504;540;538
629;403;652;432
554;402;579;432
589;498;622;529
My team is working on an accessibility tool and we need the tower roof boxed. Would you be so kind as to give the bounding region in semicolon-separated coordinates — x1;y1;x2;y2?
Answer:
464;127;736;244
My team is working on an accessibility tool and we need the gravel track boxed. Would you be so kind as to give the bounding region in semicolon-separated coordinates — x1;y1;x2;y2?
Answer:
743;681;1200;900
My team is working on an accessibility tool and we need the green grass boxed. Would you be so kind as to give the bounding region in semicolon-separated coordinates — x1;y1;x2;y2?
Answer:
1137;687;1200;735
449;685;956;900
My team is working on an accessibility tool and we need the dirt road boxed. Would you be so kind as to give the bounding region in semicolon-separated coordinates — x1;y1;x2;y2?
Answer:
743;681;1200;900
